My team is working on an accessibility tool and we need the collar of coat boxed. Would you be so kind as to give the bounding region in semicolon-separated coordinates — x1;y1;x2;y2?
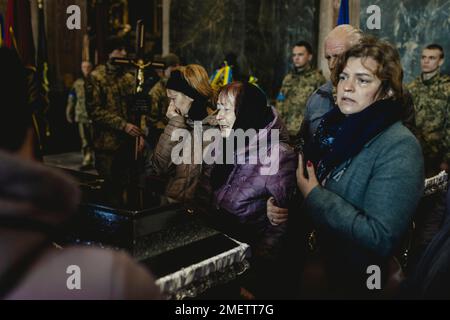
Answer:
292;64;313;76
420;71;443;85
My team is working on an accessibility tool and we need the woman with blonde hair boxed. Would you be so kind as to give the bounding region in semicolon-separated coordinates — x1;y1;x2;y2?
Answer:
145;64;217;203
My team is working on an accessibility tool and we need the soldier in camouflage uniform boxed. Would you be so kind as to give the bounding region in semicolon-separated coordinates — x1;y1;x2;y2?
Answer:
406;44;450;176
276;41;326;138
66;61;94;170
85;37;144;183
147;53;180;148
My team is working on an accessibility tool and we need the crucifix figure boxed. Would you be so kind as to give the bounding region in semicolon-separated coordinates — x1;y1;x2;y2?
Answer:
111;20;165;185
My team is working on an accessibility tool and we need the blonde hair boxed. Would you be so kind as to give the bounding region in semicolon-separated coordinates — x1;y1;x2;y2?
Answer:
174;64;216;102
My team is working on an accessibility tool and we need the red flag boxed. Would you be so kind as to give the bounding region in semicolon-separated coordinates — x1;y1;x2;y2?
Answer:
4;0;36;67
16;0;36;67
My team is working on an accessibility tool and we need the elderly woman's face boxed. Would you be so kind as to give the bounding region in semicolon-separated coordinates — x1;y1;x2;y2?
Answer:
216;94;236;138
337;57;382;115
167;89;194;117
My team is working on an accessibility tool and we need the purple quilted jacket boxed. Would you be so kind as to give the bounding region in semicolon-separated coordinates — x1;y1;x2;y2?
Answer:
213;108;298;258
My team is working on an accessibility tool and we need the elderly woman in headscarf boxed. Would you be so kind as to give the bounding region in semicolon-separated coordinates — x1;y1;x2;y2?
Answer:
195;82;298;298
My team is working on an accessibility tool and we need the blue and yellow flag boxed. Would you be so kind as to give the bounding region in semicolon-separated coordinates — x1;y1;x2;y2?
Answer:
337;0;350;25
210;61;234;91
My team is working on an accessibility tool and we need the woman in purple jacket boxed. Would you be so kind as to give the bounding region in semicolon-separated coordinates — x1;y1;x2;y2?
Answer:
201;82;298;298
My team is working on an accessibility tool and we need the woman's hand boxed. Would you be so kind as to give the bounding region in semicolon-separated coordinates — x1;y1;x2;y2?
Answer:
267;197;289;226
296;155;319;198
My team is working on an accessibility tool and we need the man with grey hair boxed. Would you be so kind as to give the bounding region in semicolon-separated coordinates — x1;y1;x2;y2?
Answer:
300;24;363;138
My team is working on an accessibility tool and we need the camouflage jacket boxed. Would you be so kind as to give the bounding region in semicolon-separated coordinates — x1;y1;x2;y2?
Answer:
406;72;450;163
85;63;135;152
67;78;90;123
276;66;326;135
148;78;169;129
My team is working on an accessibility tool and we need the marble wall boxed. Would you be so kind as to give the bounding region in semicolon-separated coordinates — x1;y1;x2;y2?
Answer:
360;0;450;83
170;0;320;98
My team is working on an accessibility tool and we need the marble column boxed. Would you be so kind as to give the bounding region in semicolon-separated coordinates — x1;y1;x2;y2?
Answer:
162;0;170;55
349;0;360;28
317;0;336;80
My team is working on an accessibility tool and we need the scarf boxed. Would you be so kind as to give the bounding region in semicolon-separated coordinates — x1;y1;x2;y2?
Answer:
166;70;209;121
211;83;273;190
303;98;403;183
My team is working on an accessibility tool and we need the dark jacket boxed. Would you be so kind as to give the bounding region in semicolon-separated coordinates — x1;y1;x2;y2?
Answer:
0;151;161;300
403;188;450;299
145;113;217;203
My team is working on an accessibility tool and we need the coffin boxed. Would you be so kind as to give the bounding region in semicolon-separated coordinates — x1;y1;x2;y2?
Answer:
60;168;251;299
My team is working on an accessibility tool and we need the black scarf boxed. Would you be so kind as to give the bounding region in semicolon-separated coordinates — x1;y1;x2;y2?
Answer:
166;70;209;121
303;98;403;183
211;82;273;190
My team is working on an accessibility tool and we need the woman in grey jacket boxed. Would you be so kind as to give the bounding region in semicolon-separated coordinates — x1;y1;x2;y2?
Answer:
297;37;425;298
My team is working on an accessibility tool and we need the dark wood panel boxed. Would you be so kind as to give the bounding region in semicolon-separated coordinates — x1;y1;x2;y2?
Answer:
45;0;87;91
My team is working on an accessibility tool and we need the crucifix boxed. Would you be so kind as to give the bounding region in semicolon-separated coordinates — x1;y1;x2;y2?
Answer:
111;20;165;185
109;20;166;212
